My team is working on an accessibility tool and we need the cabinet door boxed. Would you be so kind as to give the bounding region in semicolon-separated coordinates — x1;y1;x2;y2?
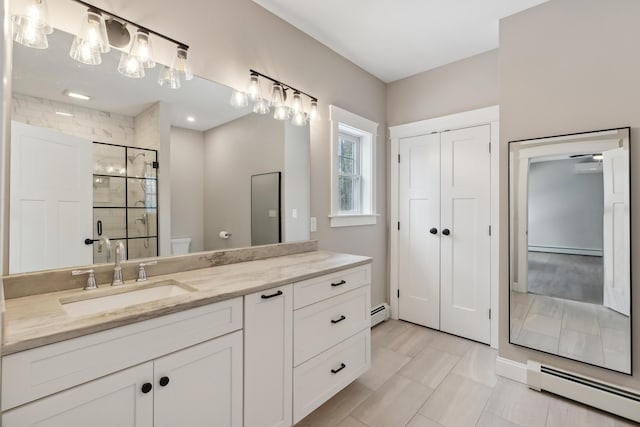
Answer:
153;331;243;427
2;363;153;427
244;284;293;427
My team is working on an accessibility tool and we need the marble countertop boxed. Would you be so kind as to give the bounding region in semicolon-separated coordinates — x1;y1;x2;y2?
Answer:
2;250;371;355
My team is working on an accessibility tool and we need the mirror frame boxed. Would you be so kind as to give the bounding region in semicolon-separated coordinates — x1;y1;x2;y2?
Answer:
507;126;632;374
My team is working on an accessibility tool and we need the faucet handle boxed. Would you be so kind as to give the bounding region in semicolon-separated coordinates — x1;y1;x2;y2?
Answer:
137;261;158;282
72;269;97;290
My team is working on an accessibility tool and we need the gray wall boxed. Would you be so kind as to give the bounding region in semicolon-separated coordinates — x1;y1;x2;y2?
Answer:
499;0;640;389
203;113;284;250
386;49;499;126
47;0;389;307
169;127;205;253
528;158;603;254
283;122;310;243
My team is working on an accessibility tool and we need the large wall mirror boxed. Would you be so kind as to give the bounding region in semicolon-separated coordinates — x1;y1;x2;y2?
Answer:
8;26;310;275
509;127;631;374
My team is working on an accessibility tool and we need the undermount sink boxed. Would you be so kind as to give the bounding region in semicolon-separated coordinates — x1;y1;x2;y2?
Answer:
60;279;195;317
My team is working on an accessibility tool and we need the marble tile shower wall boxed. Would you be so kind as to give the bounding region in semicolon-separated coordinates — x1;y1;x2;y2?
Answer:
12;94;136;146
134;103;161;150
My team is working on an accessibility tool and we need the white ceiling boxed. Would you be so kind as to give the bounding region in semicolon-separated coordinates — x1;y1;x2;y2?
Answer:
253;0;548;82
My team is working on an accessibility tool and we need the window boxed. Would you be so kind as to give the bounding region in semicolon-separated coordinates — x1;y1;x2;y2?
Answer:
330;105;378;227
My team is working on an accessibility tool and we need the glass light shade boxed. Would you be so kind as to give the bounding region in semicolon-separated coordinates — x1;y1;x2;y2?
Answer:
12;15;48;49
309;99;321;121
253;97;270;115
130;29;155;69
270;83;285;107
230;90;248;109
12;0;53;49
247;74;261;101
157;66;181;89
291;91;303;114
118;52;145;78
69;9;110;65
172;46;193;81
291;111;307;127
273;104;290;121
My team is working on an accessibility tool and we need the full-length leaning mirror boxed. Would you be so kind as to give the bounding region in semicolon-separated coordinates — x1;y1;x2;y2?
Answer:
8;27;310;275
509;127;631;374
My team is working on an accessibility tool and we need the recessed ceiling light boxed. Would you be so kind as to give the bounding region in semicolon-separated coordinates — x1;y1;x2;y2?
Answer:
186;116;195;122
64;90;92;101
55;111;74;117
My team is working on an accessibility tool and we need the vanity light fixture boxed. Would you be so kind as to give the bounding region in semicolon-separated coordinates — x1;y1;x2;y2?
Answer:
12;0;53;49
231;69;319;126
13;0;193;89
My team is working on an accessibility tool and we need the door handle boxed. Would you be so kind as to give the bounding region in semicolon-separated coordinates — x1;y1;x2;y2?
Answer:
331;315;346;324
331;280;346;287
84;238;95;245
331;363;346;374
97;220;103;236
442;228;450;236
261;290;283;300
429;227;438;235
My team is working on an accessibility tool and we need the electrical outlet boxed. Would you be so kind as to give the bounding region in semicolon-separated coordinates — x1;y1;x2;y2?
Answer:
310;217;317;232
292;208;297;219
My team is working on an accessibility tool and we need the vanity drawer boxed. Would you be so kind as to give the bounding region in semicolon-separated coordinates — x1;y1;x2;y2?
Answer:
2;297;243;411
294;286;370;366
293;328;370;424
293;265;370;309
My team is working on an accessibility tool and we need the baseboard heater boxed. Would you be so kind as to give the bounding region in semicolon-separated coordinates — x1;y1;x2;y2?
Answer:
371;303;390;327
527;361;640;423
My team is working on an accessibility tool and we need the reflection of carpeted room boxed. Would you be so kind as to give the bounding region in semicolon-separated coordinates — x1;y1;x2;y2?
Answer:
527;251;603;305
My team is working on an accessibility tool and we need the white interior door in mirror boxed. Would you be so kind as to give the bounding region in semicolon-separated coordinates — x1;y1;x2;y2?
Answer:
602;148;630;316
10;122;92;273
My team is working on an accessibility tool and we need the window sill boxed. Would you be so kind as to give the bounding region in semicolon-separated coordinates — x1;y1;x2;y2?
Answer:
329;214;378;228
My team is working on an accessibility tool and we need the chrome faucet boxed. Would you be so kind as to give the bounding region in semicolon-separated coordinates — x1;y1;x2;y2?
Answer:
111;241;126;286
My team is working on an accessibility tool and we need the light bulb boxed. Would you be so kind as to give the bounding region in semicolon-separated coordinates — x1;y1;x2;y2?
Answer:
247;74;261;101
291;91;303;114
173;46;193;81
130;29;155;69
158;66;181;89
118;52;145;78
253;97;270;115
309;99;321;121
230;90;248;109
69;8;109;65
273;104;290;121
291;111;307;126
270;83;285;107
12;0;52;49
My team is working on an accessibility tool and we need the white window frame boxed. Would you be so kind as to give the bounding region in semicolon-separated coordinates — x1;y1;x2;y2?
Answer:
329;105;378;227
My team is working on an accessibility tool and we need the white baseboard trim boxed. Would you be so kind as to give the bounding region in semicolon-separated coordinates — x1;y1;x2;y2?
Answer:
496;356;528;384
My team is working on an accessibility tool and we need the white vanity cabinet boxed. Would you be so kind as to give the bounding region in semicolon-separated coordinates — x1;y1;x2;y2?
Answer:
292;265;371;423
244;284;293;427
1;298;243;427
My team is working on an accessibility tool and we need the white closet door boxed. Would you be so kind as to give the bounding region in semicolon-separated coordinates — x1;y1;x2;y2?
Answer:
398;133;441;329
440;125;491;344
602;148;630;316
10;121;93;273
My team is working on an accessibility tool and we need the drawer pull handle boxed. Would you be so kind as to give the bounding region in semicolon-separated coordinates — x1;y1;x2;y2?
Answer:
331;363;346;374
331;280;346;287
261;290;283;299
159;376;170;387
331;315;347;324
141;382;152;394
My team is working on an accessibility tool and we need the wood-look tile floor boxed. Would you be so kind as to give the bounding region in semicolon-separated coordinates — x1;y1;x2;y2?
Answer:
295;319;636;427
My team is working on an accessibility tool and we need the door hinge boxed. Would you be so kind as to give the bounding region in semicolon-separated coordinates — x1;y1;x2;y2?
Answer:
397;289;400;298
489;308;492;319
489;225;491;236
397;221;400;231
152;161;159;169
398;154;400;163
489;143;491;153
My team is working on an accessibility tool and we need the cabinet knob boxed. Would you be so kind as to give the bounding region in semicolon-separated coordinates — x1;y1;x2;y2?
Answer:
442;228;450;236
159;376;170;387
429;228;438;235
141;382;152;394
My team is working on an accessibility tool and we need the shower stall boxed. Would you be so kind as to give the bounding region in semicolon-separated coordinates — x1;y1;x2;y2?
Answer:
92;142;159;263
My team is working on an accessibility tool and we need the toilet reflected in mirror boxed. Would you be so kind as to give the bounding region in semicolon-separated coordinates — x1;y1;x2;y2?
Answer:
509;127;631;374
